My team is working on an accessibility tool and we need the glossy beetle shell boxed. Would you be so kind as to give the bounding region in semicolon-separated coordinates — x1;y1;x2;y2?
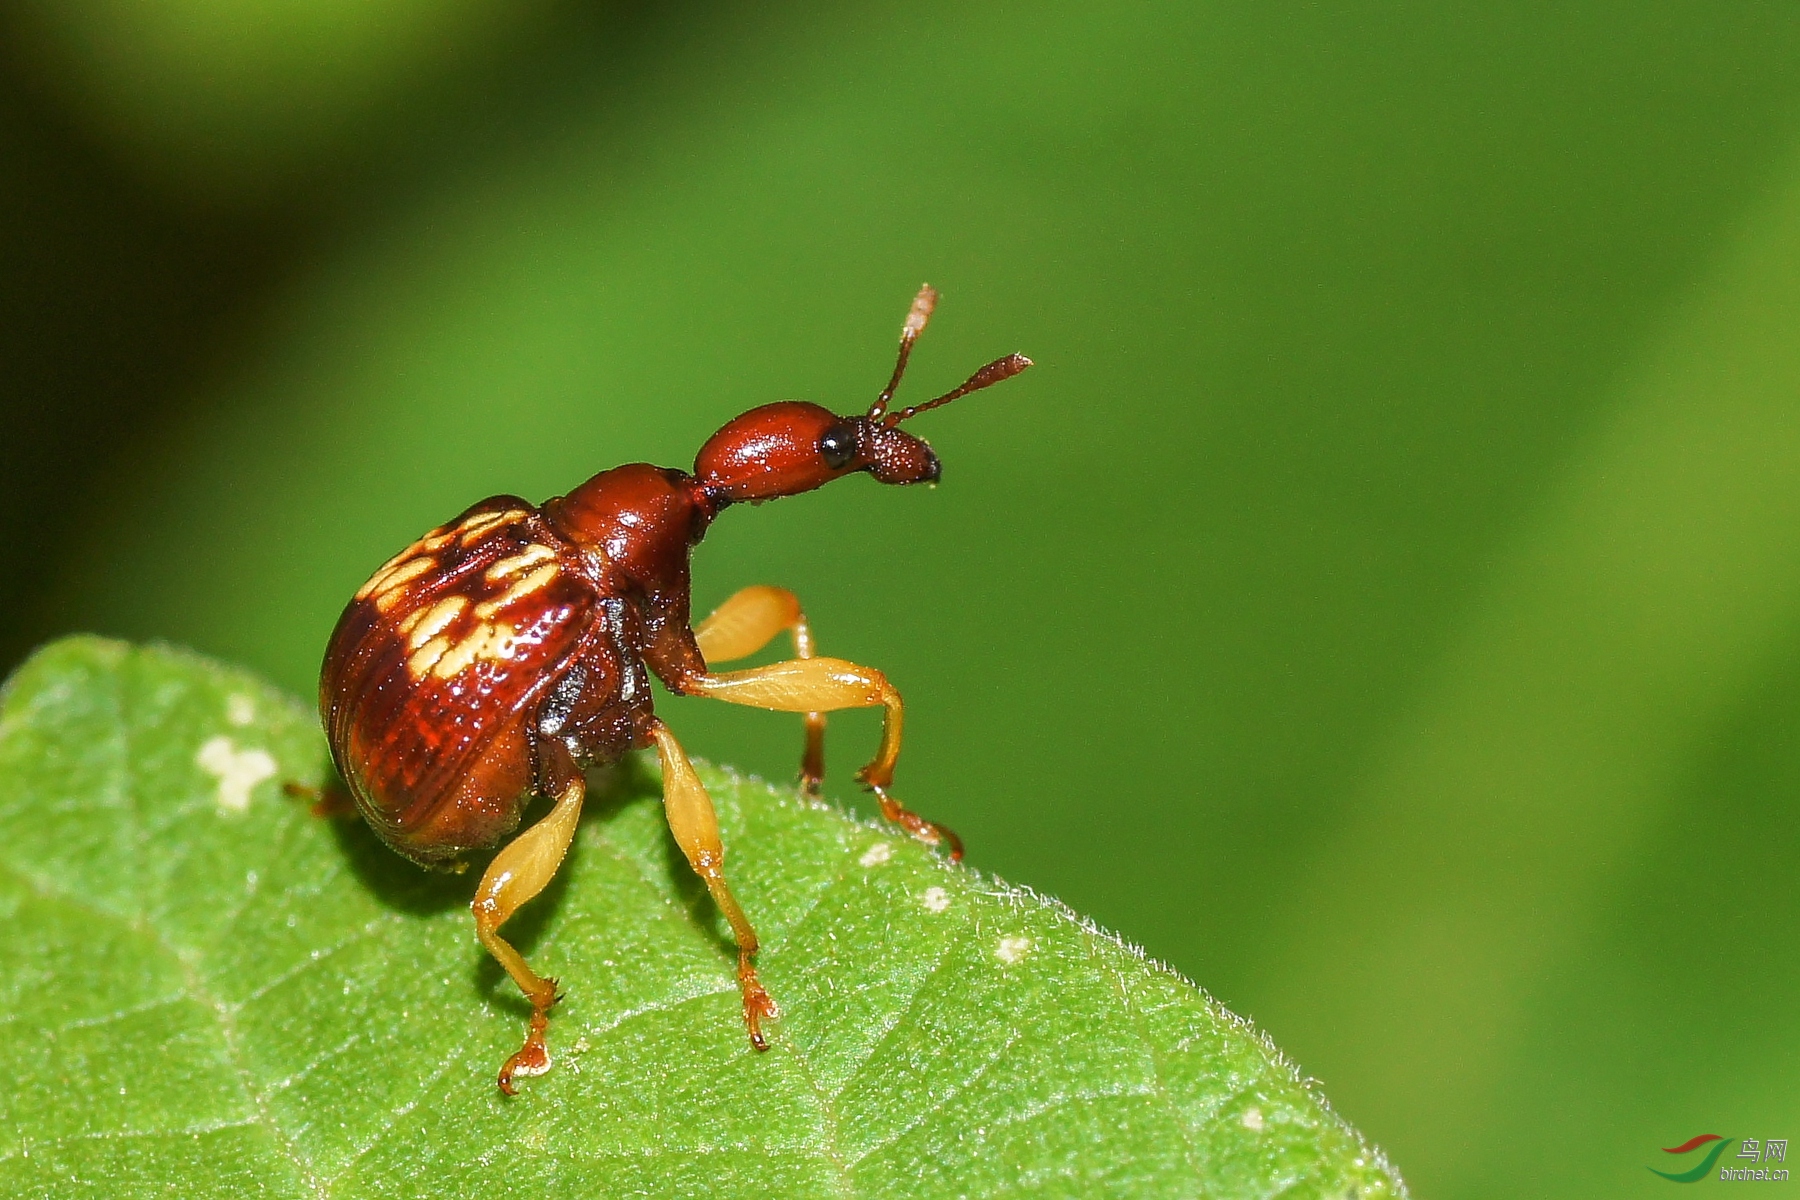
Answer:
321;497;600;865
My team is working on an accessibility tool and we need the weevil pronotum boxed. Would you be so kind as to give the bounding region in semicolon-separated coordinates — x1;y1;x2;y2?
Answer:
319;286;1031;1092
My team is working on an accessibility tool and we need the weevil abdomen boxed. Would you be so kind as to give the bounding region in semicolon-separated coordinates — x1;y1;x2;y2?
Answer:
322;497;596;864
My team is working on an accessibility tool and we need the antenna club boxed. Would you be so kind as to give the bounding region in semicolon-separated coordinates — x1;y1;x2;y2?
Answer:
884;350;1034;426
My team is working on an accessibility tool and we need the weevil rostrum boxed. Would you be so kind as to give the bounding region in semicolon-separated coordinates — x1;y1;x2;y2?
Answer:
319;286;1031;1093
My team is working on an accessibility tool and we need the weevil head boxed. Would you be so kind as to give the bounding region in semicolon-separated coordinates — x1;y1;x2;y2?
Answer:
695;285;1031;505
694;402;947;503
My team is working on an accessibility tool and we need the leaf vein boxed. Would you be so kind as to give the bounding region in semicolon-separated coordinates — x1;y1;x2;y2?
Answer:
1101;934;1209;1181
827;909;968;1110
232;916;397;1010
844;1026;1024;1169
323;1038;468;1192
266;1032;365;1094
577;980;737;1044
51;992;187;1036
0;1117;263;1164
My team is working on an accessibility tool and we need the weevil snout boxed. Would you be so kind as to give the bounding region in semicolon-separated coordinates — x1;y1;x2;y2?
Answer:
862;422;940;485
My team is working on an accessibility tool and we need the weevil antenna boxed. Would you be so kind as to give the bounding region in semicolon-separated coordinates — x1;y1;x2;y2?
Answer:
885;353;1034;427
867;284;938;422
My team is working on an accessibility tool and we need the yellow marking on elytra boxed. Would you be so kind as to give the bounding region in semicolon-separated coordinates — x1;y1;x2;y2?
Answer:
432;621;519;679
356;549;418;600
372;558;437;613
407;635;452;680
360;550;415;597
359;554;435;605
475;564;560;619
485;544;556;583
416;531;454;554
407;595;468;650
457;509;526;544
363;510;525;597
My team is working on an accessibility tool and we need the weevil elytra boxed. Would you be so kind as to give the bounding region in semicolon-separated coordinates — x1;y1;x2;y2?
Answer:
319;286;1030;1092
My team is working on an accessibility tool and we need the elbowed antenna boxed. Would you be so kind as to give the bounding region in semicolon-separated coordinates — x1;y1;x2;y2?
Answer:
865;284;1033;426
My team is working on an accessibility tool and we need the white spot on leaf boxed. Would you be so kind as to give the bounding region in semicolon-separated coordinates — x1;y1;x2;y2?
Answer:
921;886;951;913
1242;1106;1264;1132
995;935;1032;964
859;842;893;867
196;736;277;815
225;694;255;726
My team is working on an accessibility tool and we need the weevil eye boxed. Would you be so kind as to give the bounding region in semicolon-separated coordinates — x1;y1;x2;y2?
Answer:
819;423;857;470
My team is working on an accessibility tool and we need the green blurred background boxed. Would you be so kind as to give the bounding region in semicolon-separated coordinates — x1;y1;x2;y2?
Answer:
6;1;1799;1194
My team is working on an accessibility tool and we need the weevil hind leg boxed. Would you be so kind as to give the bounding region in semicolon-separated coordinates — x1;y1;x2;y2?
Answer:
680;656;961;860
646;718;778;1049
693;585;826;794
471;746;586;1095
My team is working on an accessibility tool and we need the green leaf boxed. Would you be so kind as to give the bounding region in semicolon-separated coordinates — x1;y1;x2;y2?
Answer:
0;637;1405;1199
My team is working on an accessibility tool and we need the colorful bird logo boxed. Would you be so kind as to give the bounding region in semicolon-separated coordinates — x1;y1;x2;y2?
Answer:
1651;1135;1734;1182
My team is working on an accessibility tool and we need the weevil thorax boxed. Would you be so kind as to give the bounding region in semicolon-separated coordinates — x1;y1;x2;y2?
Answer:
541;462;717;596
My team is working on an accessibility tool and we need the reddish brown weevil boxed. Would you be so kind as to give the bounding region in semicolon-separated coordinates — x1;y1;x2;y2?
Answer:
319;286;1030;1093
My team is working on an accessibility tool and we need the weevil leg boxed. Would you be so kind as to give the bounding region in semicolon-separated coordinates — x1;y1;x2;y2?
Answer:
281;779;355;819
646;718;778;1050
471;766;586;1095
680;657;962;860
693;585;826;794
